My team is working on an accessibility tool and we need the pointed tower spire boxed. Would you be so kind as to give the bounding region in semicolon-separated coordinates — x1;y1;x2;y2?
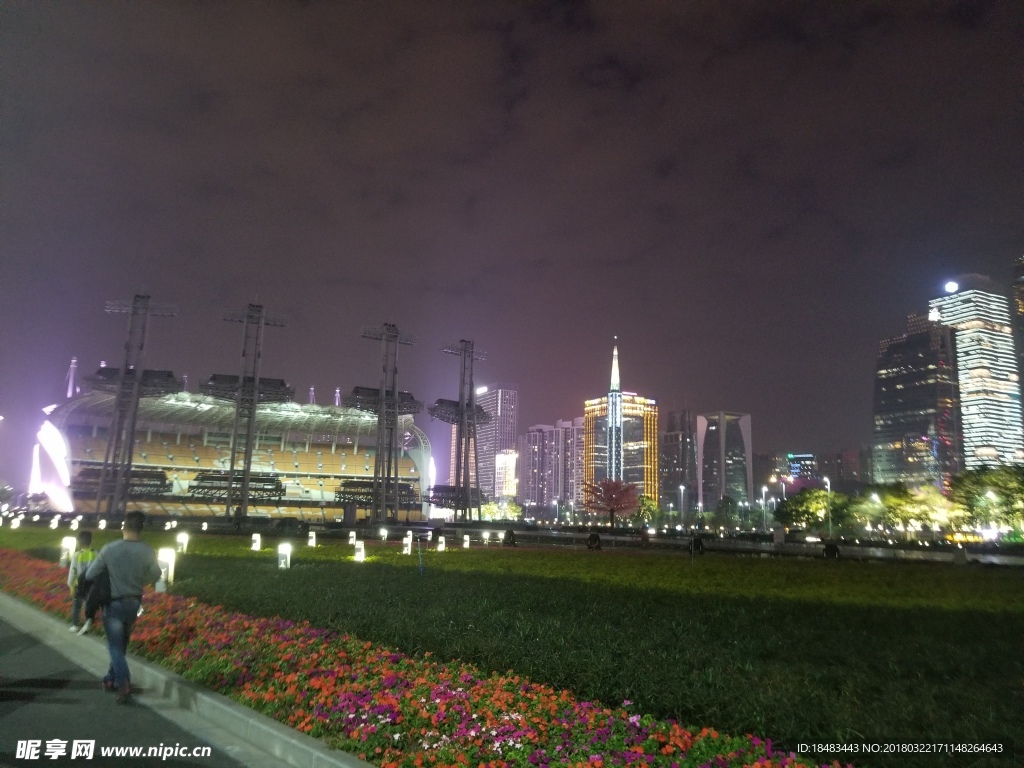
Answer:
66;357;79;399
610;337;620;392
308;386;316;405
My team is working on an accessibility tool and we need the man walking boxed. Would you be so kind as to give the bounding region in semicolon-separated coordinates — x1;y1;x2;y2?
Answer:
84;510;161;704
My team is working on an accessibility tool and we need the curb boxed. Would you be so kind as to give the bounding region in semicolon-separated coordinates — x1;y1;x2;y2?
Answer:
0;592;374;768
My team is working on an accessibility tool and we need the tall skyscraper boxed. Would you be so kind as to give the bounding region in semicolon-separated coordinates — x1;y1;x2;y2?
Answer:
871;314;961;488
1012;255;1024;386
660;409;696;514
696;412;752;510
929;280;1024;469
452;384;517;500
583;346;658;500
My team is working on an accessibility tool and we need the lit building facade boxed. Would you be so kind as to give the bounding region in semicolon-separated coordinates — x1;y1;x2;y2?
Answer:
494;449;518;499
583;346;658;500
696;412;752;510
516;419;584;509
475;384;518;500
517;427;547;507
1013;255;1024;387
451;384;517;500
930;283;1024;469
872;315;961;488
787;453;819;479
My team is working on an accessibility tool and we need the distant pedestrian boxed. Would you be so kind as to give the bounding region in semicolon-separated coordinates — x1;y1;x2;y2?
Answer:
84;511;161;704
67;530;96;631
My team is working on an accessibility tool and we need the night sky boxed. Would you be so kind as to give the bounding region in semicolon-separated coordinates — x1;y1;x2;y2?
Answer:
2;1;1023;488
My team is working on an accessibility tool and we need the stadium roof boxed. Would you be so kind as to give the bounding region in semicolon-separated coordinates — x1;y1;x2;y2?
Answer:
49;390;420;439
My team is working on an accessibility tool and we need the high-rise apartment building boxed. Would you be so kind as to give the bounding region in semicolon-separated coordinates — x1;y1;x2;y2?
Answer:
517;426;548;507
583;346;658;500
516;418;584;509
872;315;961;488
929;280;1024;469
452;384;517;500
696;412;753;510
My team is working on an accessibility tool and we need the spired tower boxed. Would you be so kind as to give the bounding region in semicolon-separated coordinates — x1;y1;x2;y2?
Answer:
607;342;623;482
583;341;658;499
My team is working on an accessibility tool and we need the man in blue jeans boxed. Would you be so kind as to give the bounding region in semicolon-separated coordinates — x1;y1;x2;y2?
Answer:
84;510;161;704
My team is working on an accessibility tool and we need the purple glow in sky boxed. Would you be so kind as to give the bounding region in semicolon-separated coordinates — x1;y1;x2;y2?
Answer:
1;1;1023;487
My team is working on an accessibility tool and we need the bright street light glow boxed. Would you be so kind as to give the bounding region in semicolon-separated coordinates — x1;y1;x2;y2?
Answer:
945;281;958;293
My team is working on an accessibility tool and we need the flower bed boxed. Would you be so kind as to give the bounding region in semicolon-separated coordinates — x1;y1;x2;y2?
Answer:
0;550;848;768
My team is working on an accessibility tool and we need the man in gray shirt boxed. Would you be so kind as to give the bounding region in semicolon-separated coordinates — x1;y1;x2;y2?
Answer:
85;510;161;704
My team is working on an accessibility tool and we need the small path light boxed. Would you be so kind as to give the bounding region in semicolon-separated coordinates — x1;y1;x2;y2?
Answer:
98;520;107;530
463;534;470;549
50;517;60;529
482;531;490;544
308;531;316;547
348;531;356;545
251;533;261;551
70;519;79;531
379;527;388;541
156;548;175;591
176;532;189;554
354;540;365;562
278;542;292;569
201;522;208;531
437;536;446;552
402;531;413;555
425;530;433;542
164;522;173;531
10;518;20;529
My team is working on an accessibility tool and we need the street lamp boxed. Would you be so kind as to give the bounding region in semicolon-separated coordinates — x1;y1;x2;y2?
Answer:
678;485;685;526
761;485;768;530
823;476;832;539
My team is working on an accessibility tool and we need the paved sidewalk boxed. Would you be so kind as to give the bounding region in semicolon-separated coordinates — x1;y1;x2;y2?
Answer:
0;594;373;768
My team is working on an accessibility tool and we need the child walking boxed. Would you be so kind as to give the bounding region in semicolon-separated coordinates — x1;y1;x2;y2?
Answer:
67;529;97;631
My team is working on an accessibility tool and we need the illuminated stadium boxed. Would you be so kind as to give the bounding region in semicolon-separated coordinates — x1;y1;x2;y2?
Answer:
39;381;432;521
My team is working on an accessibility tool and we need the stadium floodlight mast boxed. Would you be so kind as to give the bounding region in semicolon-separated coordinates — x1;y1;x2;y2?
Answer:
95;295;178;517
428;340;491;522
219;304;286;520
345;323;423;523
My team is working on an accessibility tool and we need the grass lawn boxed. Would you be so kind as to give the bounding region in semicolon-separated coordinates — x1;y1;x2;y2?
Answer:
4;526;1021;767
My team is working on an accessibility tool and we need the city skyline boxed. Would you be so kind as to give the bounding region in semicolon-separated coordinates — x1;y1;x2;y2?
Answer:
2;2;1023;488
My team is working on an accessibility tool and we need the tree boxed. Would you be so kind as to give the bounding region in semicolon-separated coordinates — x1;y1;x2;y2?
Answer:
480;499;523;521
631;495;660;526
773;488;849;532
711;495;739;528
583;478;639;528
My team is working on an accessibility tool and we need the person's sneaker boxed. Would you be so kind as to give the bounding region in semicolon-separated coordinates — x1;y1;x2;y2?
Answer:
115;685;133;705
68;624;80;632
76;619;92;635
102;680;116;693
